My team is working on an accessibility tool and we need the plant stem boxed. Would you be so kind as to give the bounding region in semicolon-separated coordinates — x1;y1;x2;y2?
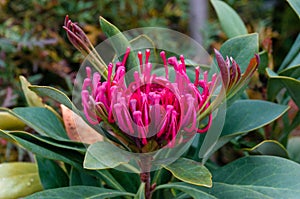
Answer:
139;156;153;199
140;172;151;199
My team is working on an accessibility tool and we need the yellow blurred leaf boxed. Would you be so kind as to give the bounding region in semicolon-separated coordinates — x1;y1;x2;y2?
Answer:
0;111;25;130
0;162;43;199
20;76;44;107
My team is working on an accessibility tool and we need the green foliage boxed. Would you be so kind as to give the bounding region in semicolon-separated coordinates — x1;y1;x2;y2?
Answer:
210;0;248;38
24;186;135;199
0;0;299;198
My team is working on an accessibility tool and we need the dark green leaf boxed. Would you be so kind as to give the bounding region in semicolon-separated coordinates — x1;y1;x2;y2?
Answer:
204;156;300;198
279;34;300;71
36;156;69;189
69;167;100;186
287;0;300;17
12;107;68;140
9;131;85;153
155;182;216;199
0;130;126;192
210;0;247;38
243;140;289;158
257;51;268;74
163;158;212;187
267;68;300;108
99;17;138;73
279;64;300;78
109;169;140;193
24;186;135;199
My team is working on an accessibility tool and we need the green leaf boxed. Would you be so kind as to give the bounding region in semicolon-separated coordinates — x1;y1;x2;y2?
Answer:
29;86;75;111
99;17;138;73
84;142;130;170
279;64;300;78
243;140;289;158
221;100;288;137
36;156;69;189
134;183;145;199
20;76;44;107
24;186;135;199
155;182;216;199
287;137;300;163
204;156;300;198
287;0;300;17
163;158;212;187
219;33;259;72
257;51;268;74
0;162;43;198
267;68;300;108
11;107;68;140
0;130;126;192
210;0;247;38
158;156;300;198
109;169;140;193
199;100;289;161
69;167;100;186
279;34;300;71
0;129;84;168
9;131;85;153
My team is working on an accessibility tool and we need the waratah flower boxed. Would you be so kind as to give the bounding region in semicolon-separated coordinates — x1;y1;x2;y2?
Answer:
64;16;260;153
81;48;217;151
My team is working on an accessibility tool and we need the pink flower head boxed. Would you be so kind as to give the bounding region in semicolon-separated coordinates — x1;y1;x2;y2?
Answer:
81;48;217;151
64;16;260;152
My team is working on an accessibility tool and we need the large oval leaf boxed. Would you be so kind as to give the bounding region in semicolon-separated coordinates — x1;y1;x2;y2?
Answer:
221;100;288;137
24;186;135;199
206;156;300;198
199;100;288;162
84;142;130;170
157;156;300;198
0;162;43;198
163;158;212;187
210;0;247;38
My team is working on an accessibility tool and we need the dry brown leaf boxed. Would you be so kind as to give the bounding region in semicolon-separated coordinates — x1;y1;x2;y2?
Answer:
61;104;103;144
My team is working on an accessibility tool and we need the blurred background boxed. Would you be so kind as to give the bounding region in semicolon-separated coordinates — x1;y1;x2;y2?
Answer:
0;0;299;163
